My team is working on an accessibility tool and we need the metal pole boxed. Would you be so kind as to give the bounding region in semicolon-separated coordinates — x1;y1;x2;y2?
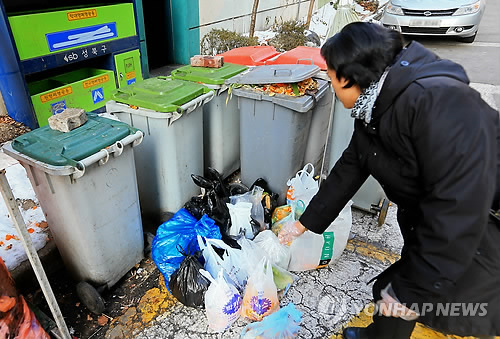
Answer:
319;92;336;185
0;169;71;339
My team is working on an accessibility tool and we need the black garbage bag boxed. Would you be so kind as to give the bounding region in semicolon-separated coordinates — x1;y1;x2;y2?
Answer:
228;182;249;196
205;167;230;198
185;168;233;238
169;249;210;308
184;196;208;220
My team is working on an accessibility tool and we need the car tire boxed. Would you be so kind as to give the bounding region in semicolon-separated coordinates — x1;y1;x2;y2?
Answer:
460;33;476;43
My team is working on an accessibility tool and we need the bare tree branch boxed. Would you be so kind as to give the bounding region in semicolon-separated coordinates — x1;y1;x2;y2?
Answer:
249;0;260;38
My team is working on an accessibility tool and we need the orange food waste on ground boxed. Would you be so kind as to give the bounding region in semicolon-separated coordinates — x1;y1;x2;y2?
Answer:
28;228;34;234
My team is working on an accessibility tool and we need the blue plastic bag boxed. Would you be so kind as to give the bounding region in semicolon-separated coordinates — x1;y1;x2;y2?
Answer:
240;303;302;339
152;208;221;289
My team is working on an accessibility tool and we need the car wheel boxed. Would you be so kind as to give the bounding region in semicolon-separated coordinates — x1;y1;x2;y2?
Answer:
460;33;476;43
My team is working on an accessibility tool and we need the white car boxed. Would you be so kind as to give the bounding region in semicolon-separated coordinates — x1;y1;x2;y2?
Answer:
381;0;486;43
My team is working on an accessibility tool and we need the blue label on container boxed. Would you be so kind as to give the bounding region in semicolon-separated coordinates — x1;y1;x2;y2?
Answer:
250;296;272;316
51;100;66;115
46;23;117;52
222;294;241;316
91;87;104;104
126;78;137;86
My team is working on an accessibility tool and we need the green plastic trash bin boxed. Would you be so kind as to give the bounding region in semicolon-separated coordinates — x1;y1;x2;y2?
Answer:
107;76;215;215
2;115;144;311
171;63;248;178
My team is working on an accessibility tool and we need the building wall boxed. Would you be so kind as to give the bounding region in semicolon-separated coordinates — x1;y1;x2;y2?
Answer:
198;0;316;40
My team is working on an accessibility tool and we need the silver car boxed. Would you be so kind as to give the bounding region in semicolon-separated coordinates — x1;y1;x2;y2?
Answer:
381;0;486;43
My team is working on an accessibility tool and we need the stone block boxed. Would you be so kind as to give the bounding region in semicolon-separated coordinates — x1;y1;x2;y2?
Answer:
48;108;87;133
190;55;224;68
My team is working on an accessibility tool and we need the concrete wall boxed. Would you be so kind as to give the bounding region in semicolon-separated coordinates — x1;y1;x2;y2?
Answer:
198;0;316;39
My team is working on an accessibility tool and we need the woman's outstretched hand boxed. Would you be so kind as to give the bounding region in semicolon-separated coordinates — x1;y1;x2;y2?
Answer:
377;283;419;321
278;220;307;245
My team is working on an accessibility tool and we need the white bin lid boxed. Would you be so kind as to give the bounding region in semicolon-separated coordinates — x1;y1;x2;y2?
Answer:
225;64;320;85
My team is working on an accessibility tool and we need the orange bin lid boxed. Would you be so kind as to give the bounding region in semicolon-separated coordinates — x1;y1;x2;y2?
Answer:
218;46;280;66
265;46;327;71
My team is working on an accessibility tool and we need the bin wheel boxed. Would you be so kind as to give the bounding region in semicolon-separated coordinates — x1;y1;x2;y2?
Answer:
76;281;105;315
377;198;390;227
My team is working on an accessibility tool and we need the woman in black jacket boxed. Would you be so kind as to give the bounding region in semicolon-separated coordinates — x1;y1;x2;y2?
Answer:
279;22;500;339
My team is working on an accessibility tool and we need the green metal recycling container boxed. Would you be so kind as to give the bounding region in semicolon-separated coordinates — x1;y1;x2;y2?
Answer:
171;63;248;178
2;115;144;292
107;76;214;216
28;68;117;127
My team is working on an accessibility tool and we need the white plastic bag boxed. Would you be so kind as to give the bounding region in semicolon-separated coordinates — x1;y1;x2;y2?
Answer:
286;163;319;208
230;186;266;231
241;257;280;321
237;237;265;272
197;236;249;291
288;231;324;271
253;230;290;270
200;269;242;332
227;202;255;239
328;200;353;263
288;201;353;271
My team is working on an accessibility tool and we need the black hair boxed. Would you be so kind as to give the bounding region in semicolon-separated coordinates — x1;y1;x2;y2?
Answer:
321;22;404;89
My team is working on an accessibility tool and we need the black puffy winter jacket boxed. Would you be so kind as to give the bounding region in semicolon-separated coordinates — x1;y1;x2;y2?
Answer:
300;41;500;336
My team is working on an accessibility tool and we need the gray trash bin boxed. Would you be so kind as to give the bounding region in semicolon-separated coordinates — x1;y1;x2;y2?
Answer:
326;94;387;214
2;114;144;313
107;77;214;215
227;65;330;203
171;63;248;178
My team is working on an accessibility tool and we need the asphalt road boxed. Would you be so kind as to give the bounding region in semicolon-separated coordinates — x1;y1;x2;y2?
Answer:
402;0;500;109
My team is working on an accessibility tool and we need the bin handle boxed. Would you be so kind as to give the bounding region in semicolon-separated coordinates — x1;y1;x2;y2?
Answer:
113;141;124;157
296;58;314;66
72;131;144;179
176;91;215;114
121;130;144;148
274;69;292;77
72;162;86;180
98;149;110;166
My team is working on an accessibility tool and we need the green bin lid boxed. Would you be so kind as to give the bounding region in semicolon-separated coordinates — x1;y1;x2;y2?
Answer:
11;114;138;167
110;76;212;112
170;63;248;85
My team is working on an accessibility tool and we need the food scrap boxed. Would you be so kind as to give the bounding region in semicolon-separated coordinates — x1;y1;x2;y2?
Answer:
38;221;49;229
250;78;319;97
5;234;19;241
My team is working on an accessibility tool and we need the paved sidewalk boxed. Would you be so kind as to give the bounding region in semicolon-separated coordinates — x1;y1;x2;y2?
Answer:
102;207;402;339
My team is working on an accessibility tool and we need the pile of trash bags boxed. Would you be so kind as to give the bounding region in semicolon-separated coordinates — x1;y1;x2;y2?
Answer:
152;164;353;337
